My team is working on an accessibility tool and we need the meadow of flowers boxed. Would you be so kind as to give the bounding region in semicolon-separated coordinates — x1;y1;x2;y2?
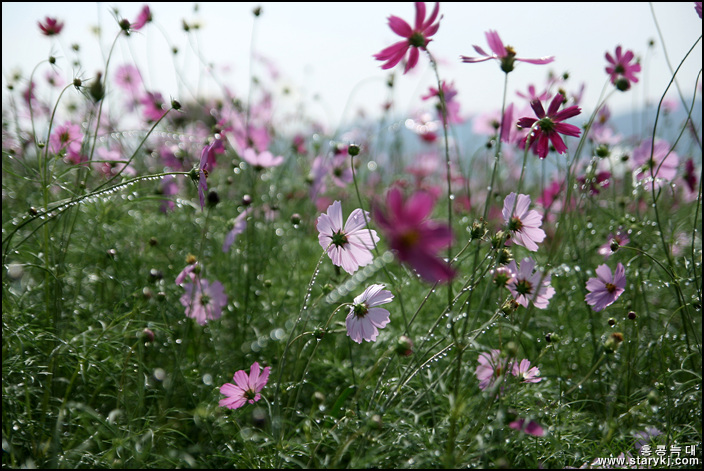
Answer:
2;3;702;469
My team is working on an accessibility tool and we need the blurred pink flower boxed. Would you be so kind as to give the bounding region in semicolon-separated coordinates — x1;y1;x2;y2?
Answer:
597;228;630;259
517;94;582;159
421;80;462;124
506;258;555;309
461;30;554;73
696;2;702;18
140;91;166;122
509;418;544;437
605;46;641;91
131;5;152;30
114;64;143;95
223;208;253;252
585;263;626;312
475;349;506;390
631;139;679;190
346;284;393;344
197;141;217;210
180;278;227;325
503;192;546;252
95;146;136;177
241;147;284;169
373;187;455;283
219;362;271;410
374;2;441;74
317;201;379;275
38;17;64;36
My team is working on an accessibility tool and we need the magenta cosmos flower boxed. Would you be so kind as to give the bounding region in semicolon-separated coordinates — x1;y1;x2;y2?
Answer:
219;362;271;410
38;17;64;36
460;30;554;73
696;2;702;19
373;187;455;283
605;46;641;91
585;263;626;312
131;5;152;30
503;192;546;252
346;284;393;344
509;418;544;437
517;94;582;159
241;147;284;169
506;258;555;309
317;201;379;275
180;278;228;325
373;2;441;74
195;141;216;210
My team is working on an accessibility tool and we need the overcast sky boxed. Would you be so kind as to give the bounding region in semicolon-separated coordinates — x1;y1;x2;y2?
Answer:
3;2;702;129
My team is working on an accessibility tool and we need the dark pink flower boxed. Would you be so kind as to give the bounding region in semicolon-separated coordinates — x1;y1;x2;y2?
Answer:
180;278;227;325
506;258;555;310
38;17;64;36
597;228;630;259
461;30;554;73
605;46;641;91
503;192;546;252
516;84;549;103
509;418;544;437
585;263;626;312
683;158;698;193
422;80;462;124
696;2;702;19
317;201;379;275
373;187;455;283
197;142;215;210
373;2;441;74
219;362;271;410
517;94;582;159
346;284;393;344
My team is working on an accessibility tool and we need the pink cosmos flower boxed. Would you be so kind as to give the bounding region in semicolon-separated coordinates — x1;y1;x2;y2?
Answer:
461;30;554;73
38;17;64;36
585;263;626;312
512;359;542;384
475;349;507;390
175;260;199;286
180;278;228;325
346;284;393;344
598;228;630;259
140;91;166;122
506;258;555;309
373;187;455;283
131;5;152;31
421;80;463;124
114;64;143;95
95;146;136;177
49;121;83;158
197;142;215;210
317;201;379;275
373;2;441;74
503;192;546;252
605;46;641;91
516;84;550;103
631;139;679;190
241;147;284;169
219;362;271;410
509;418;544;437
517;94;582;159
696;2;702;18
222;208;253;252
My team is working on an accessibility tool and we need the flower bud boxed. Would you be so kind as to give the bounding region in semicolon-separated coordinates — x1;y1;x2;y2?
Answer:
142;328;155;343
627;311;637;320
347;144;360;157
395;335;414;357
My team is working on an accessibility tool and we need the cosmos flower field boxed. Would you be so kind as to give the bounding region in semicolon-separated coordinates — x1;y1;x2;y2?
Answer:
2;3;702;468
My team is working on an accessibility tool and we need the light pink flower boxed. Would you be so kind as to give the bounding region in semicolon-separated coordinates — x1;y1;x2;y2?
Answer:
512;359;542;383
38;17;64;36
180;278;227;325
222;208;253;252
506;258;555;309
197;142;215;210
475;349;507;390
605;46;641;91
503;192;546;252
49;121;83;157
346;284;393;344
373;187;455;283
241;147;284;169
219;362;271;410
373;2;441;74
140;91;166;122
317;201;379;275
114;64;143;94
95;146;136;177
631;139;679;190
585;263;626;312
517;94;582;159
509;418;544;437
461;30;554;73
